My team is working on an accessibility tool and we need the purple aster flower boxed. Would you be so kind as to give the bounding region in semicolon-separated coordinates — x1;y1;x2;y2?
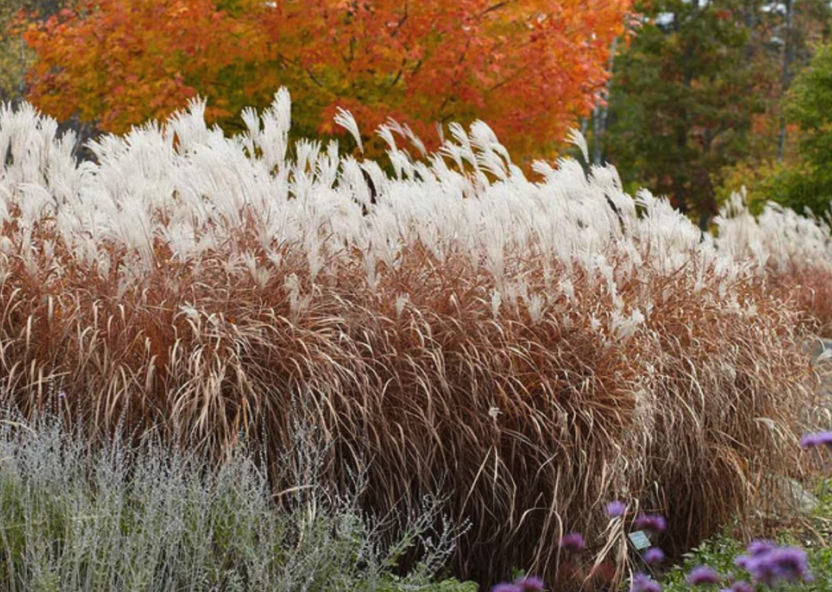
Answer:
763;547;811;584
606;500;627;518
735;555;751;571
643;548;665;564
688;566;722;586
630;573;662;592
514;576;545;591
492;584;522;592
736;545;812;586
800;433;819;448
770;548;813;583
800;431;832;448
633;514;667;532
57;391;66;399
747;540;777;557
559;532;586;553
730;581;754;592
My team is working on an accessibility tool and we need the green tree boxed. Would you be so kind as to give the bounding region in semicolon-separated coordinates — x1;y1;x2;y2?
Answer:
1;1;70;103
601;0;828;229
710;0;831;214
775;0;832;160
0;1;30;103
772;44;832;216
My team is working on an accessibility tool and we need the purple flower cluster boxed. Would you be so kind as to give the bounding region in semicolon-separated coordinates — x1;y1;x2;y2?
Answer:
735;542;812;586
630;572;662;592
726;581;754;592
492;585;522;592
800;431;832;449
643;547;665;565
494;489;822;592
633;514;667;532
688;566;722;586
491;575;545;592
559;532;586;553
606;500;627;518
746;540;776;557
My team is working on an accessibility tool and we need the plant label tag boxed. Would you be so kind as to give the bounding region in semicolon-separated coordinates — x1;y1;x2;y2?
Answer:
628;530;651;550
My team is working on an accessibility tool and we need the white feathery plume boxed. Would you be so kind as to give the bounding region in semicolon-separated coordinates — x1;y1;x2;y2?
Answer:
402;123;427;158
376;124;398;152
334;107;363;153
0;96;825;331
259;88;292;170
566;128;589;164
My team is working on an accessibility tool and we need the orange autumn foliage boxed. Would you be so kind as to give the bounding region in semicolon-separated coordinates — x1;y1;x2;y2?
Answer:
23;0;633;157
22;1;267;131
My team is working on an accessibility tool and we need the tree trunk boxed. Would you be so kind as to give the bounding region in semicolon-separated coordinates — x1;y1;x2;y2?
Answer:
593;37;619;166
673;28;694;217
778;0;795;161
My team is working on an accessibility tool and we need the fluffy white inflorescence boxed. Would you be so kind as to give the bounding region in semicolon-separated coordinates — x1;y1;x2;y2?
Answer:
1;90;803;337
715;189;832;274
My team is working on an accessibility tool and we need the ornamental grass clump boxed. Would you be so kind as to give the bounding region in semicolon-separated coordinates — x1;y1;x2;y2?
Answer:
0;96;820;584
715;194;832;336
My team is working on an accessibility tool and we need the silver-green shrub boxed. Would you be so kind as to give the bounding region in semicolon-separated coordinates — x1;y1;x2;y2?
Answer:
0;411;467;592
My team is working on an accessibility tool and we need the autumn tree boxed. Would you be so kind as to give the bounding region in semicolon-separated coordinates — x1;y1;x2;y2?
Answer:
22;0;269;133
22;0;634;158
